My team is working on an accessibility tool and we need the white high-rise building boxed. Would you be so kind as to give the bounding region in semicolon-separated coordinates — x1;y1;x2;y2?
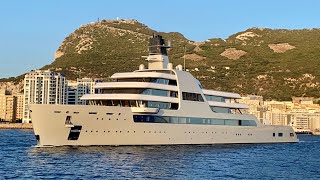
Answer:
23;70;66;123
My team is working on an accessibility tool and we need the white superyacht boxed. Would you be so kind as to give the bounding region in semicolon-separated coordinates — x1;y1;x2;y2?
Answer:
30;35;298;146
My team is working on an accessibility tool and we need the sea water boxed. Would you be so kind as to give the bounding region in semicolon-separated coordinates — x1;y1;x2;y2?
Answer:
0;130;319;179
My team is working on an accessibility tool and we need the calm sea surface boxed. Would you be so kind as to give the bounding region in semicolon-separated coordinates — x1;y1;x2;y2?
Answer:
0;130;319;179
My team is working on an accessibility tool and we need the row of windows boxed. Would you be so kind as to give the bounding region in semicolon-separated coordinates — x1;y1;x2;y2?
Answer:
210;107;230;113
133;115;257;126
273;133;283;137
82;130;255;136
182;92;204;102
57;111;119;115
116;78;177;86
84;130;166;134
97;88;178;98
88;100;179;110
205;95;226;102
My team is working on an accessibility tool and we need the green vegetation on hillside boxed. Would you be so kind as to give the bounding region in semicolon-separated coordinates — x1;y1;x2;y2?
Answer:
2;20;320;100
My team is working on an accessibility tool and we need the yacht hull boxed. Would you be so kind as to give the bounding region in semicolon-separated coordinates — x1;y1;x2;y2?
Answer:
30;104;298;147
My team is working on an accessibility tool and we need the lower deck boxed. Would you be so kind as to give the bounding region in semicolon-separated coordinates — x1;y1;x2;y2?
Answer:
30;104;298;146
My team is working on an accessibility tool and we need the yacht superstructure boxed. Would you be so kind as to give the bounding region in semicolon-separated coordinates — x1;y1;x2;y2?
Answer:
30;35;298;146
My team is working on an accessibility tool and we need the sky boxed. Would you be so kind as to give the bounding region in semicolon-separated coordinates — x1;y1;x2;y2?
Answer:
1;0;320;78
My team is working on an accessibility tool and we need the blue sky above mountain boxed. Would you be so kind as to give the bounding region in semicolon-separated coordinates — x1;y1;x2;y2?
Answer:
1;0;320;78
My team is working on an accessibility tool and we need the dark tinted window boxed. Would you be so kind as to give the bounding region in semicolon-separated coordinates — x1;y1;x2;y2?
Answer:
182;92;204;102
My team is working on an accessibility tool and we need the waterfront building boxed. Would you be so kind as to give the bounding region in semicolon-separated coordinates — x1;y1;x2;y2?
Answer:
265;110;292;126
238;95;264;123
292;97;314;104
0;90;16;122
289;110;320;132
292;113;311;130
14;93;24;120
66;78;98;105
23;70;66;123
66;83;77;105
309;114;320;132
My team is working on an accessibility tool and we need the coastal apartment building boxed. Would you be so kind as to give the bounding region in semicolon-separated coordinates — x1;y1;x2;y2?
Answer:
67;78;98;105
66;84;77;105
23;70;67;123
238;95;264;123
0;90;16;122
14;93;24;120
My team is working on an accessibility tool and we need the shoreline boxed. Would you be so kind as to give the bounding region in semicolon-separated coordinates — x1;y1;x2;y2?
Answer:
0;123;33;129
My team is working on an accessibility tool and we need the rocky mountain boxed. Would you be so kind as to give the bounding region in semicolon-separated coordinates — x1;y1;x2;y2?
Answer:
3;19;320;100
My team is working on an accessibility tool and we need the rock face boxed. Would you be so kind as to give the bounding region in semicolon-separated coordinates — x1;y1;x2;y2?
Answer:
0;81;23;94
236;31;261;41
268;43;296;53
54;50;64;59
183;53;205;61
220;48;247;60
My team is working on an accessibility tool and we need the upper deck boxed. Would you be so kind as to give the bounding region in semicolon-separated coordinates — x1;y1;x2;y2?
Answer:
81;35;251;121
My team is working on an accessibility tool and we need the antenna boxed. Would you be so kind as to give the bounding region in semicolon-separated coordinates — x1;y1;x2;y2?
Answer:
183;45;186;71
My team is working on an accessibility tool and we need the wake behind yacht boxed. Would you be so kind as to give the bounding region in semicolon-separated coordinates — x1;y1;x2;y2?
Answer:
30;35;298;146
